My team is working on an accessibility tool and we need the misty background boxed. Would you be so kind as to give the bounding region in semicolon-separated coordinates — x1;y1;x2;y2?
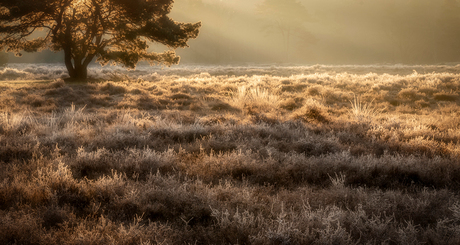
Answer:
6;0;460;65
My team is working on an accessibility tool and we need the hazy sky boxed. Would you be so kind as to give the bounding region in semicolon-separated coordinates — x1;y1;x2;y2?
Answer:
171;0;460;64
9;0;460;65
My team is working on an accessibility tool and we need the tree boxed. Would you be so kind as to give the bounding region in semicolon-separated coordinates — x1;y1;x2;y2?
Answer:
0;0;201;80
258;0;313;62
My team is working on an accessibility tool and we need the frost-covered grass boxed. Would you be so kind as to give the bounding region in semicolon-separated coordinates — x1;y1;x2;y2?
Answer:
1;65;460;244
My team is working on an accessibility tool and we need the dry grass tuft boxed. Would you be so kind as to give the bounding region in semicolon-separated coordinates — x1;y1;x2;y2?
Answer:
349;95;379;122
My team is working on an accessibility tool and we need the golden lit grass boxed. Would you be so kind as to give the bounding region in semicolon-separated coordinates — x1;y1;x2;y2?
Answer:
0;80;53;85
349;95;380;122
1;71;460;244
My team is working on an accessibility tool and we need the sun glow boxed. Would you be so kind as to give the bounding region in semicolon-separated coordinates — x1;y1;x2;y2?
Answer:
73;0;89;5
72;0;89;8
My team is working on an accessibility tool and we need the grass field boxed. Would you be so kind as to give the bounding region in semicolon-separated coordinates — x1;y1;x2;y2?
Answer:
1;65;460;244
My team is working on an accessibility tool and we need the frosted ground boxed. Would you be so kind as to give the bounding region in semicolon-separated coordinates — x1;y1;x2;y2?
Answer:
1;63;460;244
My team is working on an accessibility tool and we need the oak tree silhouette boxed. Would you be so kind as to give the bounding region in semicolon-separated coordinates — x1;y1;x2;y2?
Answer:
0;0;201;80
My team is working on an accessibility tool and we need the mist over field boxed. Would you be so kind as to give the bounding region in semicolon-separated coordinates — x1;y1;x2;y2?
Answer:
4;63;460;82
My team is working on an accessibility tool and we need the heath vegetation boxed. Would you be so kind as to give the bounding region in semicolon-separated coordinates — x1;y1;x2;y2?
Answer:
1;65;460;244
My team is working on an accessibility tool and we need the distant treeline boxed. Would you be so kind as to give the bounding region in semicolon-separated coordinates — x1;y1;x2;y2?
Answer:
8;0;460;65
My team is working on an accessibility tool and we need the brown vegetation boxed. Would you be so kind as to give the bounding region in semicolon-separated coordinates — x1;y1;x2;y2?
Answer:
1;69;460;244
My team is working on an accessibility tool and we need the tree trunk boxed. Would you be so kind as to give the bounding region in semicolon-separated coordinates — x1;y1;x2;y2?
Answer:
73;63;88;80
65;62;88;81
64;47;89;81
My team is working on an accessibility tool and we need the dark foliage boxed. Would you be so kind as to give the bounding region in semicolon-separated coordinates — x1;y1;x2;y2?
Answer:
0;0;200;80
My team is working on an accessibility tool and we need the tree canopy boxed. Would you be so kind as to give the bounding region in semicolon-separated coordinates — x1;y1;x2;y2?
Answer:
0;0;201;80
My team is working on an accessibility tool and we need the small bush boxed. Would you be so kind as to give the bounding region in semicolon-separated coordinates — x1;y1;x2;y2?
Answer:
100;82;127;95
279;97;303;111
292;102;330;123
434;92;458;101
210;101;240;112
307;85;322;96
398;88;424;101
